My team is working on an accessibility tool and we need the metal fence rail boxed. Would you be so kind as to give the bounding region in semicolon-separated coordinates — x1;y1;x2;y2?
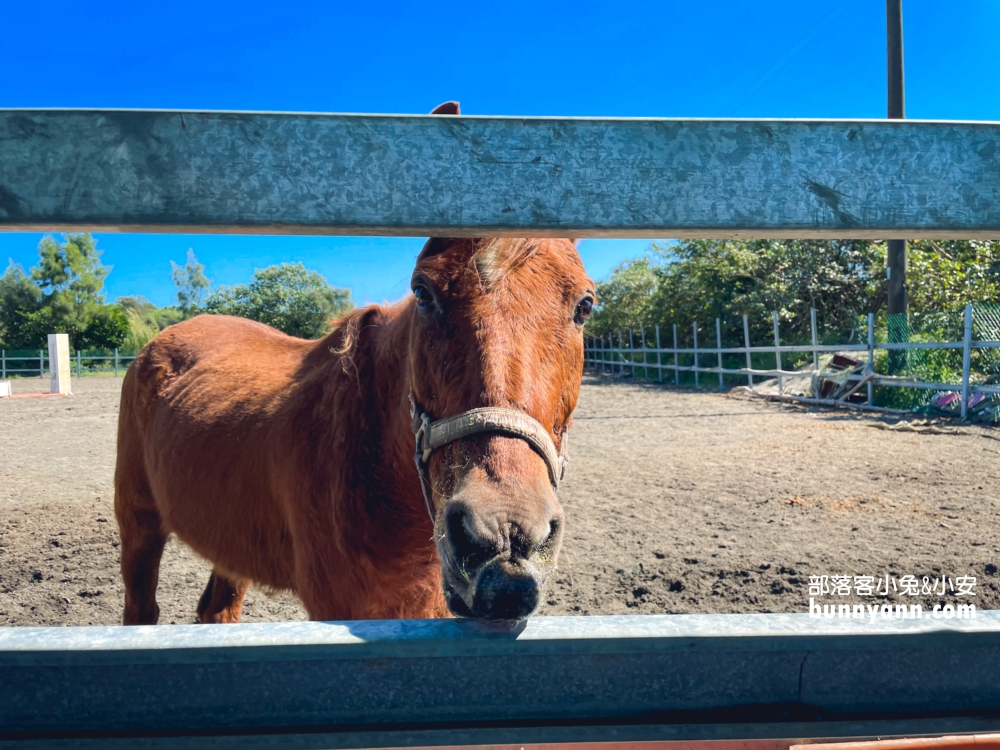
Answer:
3;613;1000;747
586;304;1000;419
3;112;1000;239
0;350;48;378
1;349;137;380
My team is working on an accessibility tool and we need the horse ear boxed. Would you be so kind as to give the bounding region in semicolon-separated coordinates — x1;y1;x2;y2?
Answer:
417;237;452;260
423;102;464;255
430;101;460;115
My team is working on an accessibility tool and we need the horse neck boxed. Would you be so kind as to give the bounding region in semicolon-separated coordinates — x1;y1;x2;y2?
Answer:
322;301;423;517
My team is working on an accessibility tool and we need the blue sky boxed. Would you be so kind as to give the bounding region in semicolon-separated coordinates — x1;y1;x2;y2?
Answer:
2;0;999;306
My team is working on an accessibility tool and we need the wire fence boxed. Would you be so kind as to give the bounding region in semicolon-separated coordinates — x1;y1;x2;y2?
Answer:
585;303;1000;421
0;349;138;379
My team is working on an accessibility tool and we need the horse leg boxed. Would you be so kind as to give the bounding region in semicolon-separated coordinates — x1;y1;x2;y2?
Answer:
116;503;167;626
196;570;249;623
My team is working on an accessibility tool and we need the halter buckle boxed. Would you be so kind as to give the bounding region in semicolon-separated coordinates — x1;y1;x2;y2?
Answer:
415;412;433;464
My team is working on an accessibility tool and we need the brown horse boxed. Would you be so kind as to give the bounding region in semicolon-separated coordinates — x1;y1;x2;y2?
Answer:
114;232;595;623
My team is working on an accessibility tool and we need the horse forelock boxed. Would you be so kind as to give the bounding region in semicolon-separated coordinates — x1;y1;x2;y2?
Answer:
472;238;540;288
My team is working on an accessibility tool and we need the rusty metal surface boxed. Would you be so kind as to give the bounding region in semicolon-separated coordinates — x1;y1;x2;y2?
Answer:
2;110;1000;238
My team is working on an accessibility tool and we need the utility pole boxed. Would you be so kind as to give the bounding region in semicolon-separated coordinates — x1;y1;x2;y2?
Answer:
886;0;907;371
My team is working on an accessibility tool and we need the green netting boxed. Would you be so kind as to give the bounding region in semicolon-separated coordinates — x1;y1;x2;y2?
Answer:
886;313;910;342
974;304;1000;376
885;313;912;373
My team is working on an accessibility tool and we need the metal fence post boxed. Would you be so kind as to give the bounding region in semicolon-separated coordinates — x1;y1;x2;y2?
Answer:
672;324;679;387
772;312;783;395
655;325;662;383
715;318;723;391
602;334;607;374
39;349;44;378
962;303;973;420
743;315;752;388
867;312;875;406
617;330;624;376
639;327;647;380
114;348;120;378
1;350;5;380
628;329;636;379
810;308;819;371
693;322;700;389
77;350;82;379
810;307;820;399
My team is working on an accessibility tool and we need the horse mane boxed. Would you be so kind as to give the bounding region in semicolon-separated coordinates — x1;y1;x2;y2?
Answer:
473;238;539;288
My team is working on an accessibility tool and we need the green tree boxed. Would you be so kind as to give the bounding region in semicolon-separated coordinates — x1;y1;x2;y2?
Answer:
204;262;354;339
0;263;43;347
906;240;1000;337
0;234;128;350
79;305;130;350
33;233;109;340
590;239;886;345
116;296;186;351
171;248;211;317
587;255;660;336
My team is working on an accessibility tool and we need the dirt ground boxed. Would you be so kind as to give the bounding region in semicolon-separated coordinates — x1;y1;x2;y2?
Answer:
3;374;999;626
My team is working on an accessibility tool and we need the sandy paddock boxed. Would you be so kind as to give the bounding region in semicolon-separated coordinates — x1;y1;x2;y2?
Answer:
2;375;998;626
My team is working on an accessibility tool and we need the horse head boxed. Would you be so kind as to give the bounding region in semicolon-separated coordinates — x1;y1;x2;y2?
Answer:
407;235;594;619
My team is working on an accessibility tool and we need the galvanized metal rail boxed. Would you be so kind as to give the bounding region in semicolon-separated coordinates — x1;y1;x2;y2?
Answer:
3;613;1000;748
3;111;1000;238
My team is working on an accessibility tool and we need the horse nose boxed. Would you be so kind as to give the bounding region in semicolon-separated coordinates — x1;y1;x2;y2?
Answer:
445;501;560;564
443;500;563;620
472;560;541;620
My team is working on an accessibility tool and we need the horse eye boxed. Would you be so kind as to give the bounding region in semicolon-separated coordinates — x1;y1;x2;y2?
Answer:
574;297;593;325
413;284;435;311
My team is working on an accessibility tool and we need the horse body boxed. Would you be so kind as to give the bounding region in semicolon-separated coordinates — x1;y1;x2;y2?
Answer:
116;308;445;623
115;237;593;623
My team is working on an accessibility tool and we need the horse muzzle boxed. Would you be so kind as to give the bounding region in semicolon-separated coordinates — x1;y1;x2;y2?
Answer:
439;498;563;620
444;559;547;620
409;398;568;620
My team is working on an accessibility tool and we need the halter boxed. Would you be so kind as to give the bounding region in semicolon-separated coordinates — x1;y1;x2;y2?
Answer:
409;396;568;522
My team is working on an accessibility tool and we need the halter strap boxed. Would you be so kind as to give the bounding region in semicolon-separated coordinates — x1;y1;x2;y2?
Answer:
409;397;568;522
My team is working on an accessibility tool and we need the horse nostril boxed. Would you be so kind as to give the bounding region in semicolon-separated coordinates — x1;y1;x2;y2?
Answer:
542;517;561;550
445;505;494;572
472;562;540;620
509;516;561;559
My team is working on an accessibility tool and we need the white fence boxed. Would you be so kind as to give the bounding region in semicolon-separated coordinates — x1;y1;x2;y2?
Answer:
585;303;1000;419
